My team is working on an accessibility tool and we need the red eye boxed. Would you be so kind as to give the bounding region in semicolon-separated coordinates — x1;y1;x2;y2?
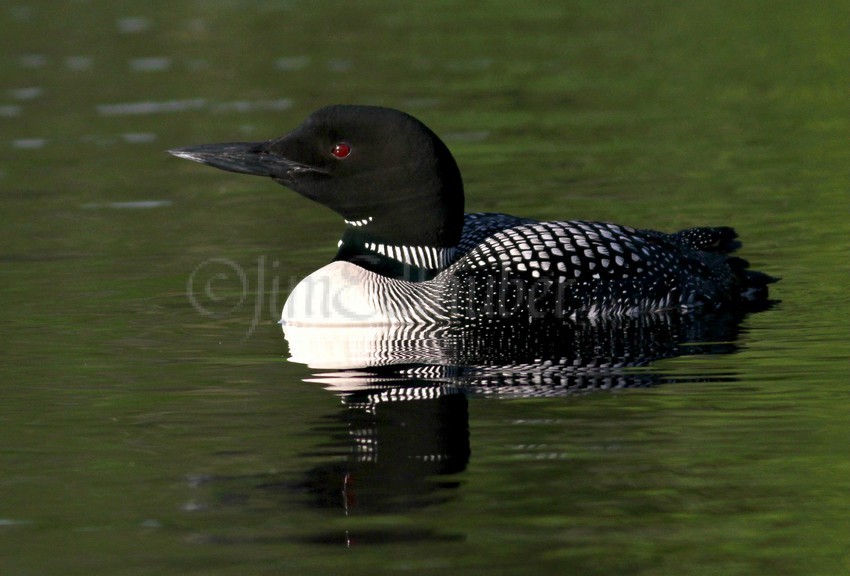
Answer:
331;143;351;158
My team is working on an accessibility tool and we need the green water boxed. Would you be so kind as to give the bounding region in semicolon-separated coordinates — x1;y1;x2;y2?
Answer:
2;1;849;574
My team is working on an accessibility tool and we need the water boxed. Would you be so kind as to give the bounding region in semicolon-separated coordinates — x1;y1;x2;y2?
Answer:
1;1;848;574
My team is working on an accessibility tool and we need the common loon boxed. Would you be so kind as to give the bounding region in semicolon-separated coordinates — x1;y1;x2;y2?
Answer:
170;105;775;325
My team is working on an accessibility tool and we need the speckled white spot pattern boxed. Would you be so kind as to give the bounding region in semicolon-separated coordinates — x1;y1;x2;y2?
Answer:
282;213;753;325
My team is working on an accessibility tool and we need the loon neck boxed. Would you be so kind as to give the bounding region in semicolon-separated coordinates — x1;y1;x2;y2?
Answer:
334;225;456;281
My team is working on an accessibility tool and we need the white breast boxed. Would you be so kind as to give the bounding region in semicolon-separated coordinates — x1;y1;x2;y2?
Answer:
281;261;397;326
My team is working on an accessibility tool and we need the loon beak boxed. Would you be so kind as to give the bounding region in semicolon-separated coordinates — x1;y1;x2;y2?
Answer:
168;141;322;179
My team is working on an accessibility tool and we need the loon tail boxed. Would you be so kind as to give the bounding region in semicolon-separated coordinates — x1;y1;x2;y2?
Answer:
726;256;779;305
673;226;778;308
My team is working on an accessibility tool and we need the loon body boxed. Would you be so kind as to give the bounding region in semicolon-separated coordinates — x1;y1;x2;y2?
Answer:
170;105;774;325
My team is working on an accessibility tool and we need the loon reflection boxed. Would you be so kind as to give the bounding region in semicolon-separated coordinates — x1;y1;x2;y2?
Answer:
285;311;747;391
299;384;469;520
293;311;753;526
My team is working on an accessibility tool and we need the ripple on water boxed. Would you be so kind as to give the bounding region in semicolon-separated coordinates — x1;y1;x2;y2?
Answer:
65;56;94;71
9;87;43;101
116;16;152;33
0;105;22;118
121;133;158;144
445;58;495;72
18;54;47;68
12;138;46;150
0;519;33;527
401;97;442;109
96;98;294;116
444;131;491;143
9;6;33;21
81;200;173;210
211;99;293;113
275;56;311;71
129;57;171;72
96;98;207;116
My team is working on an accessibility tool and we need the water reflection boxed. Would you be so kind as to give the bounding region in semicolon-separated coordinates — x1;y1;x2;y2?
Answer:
285;312;745;385
289;311;752;525
300;386;469;515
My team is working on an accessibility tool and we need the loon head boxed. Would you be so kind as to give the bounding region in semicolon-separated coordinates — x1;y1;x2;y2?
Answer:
170;105;465;272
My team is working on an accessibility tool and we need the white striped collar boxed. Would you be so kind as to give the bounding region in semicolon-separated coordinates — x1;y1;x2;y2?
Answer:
344;216;373;227
358;241;456;270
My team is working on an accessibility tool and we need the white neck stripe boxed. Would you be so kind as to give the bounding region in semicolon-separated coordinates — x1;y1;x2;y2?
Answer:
345;216;373;227
358;241;455;270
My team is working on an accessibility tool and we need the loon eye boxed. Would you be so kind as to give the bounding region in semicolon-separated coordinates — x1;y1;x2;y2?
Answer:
331;142;351;158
